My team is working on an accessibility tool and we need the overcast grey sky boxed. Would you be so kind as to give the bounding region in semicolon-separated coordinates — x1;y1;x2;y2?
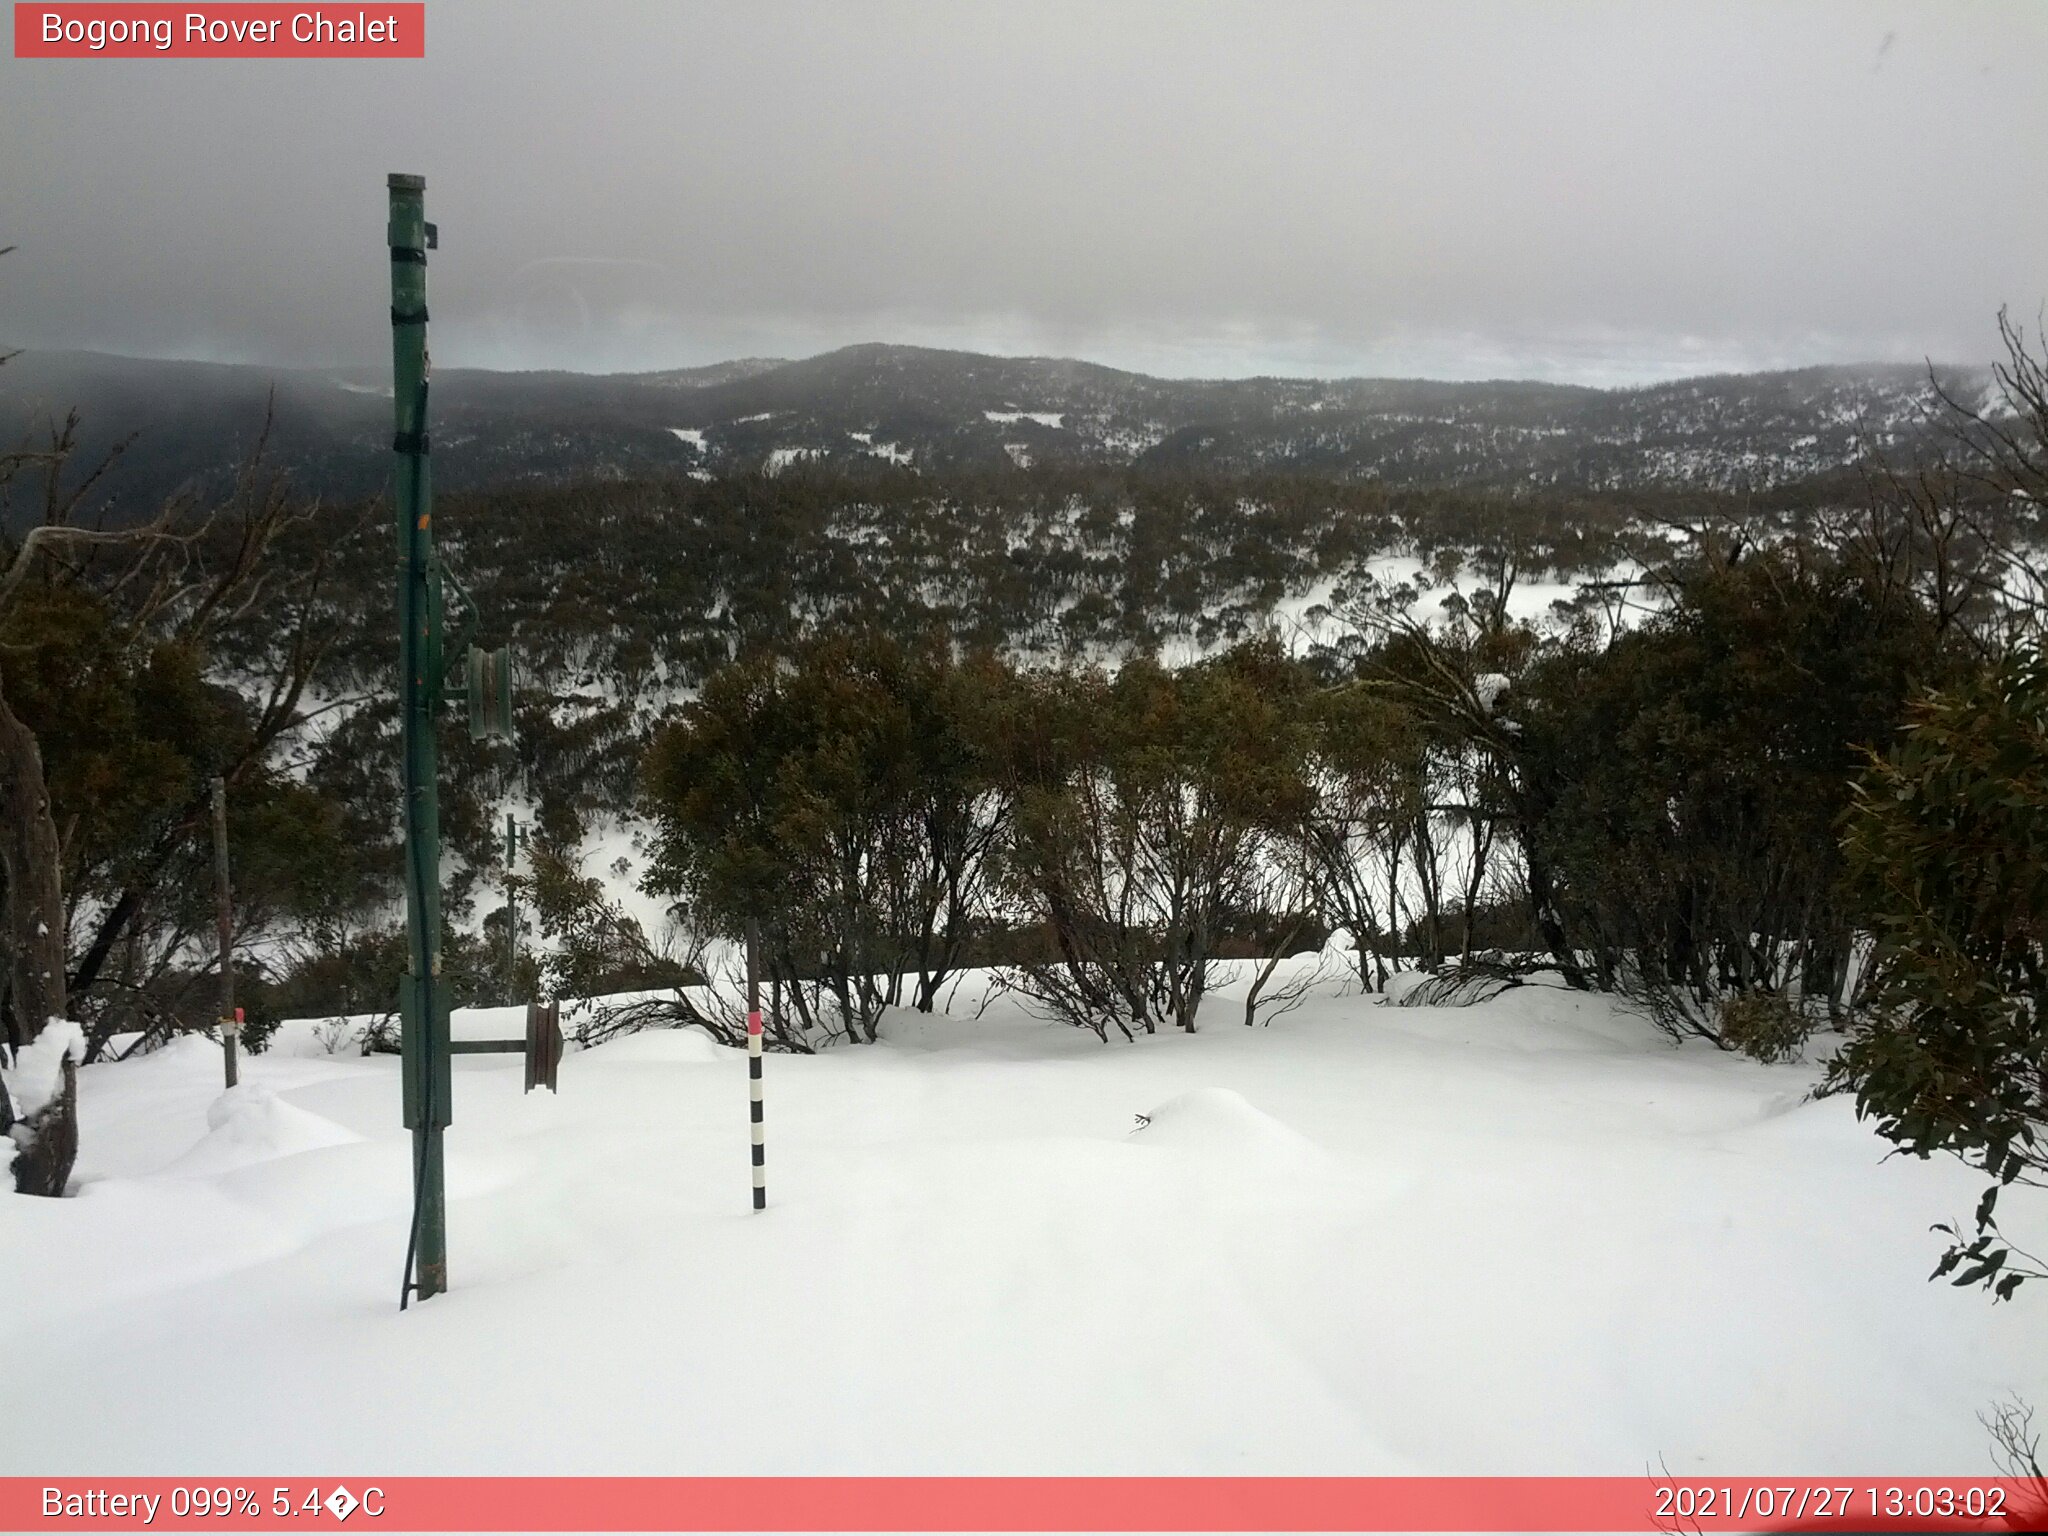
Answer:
3;0;2043;383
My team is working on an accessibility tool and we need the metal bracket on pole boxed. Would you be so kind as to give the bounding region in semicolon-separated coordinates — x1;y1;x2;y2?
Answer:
524;1001;563;1093
441;1003;560;1093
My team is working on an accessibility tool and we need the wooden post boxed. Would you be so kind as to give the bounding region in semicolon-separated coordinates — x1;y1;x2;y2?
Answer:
211;776;237;1090
503;812;524;1000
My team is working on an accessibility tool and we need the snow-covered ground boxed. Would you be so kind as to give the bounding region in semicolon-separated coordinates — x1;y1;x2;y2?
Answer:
6;963;2042;1477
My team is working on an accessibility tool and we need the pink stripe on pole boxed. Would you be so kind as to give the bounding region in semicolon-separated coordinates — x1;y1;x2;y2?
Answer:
746;1010;763;1035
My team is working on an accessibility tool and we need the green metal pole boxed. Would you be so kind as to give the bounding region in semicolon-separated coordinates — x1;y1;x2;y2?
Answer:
390;172;448;1304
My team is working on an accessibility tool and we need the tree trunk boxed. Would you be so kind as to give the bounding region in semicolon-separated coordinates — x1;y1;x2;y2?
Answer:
212;776;238;1089
1521;838;1587;991
0;675;78;1196
10;1056;77;1196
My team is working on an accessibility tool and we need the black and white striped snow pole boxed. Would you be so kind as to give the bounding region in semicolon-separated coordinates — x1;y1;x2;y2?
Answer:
747;918;765;1210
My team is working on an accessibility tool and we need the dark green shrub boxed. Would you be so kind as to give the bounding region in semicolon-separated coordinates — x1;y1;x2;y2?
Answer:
1834;646;2048;1299
1507;548;1940;1033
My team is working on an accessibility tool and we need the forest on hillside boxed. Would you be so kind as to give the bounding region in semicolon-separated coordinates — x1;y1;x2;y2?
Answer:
3;322;2046;1291
4;345;2043;1041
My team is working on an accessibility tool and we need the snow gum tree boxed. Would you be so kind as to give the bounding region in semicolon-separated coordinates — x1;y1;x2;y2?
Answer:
642;631;1010;1044
1829;312;2048;1299
1299;683;1428;990
1001;641;1315;1037
1373;541;1946;1038
0;319;334;1191
1529;548;1938;1032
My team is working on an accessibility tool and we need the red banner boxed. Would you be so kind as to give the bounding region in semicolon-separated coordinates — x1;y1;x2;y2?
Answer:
1;1477;2040;1532
13;4;424;58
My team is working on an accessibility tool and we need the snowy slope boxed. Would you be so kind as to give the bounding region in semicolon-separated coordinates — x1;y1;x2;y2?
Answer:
4;966;2042;1478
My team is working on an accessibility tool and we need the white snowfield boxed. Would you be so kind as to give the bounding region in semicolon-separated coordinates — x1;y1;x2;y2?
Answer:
4;964;2042;1478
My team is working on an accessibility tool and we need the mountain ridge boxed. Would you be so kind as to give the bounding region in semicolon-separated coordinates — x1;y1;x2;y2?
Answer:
0;342;1985;525
8;338;1968;397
